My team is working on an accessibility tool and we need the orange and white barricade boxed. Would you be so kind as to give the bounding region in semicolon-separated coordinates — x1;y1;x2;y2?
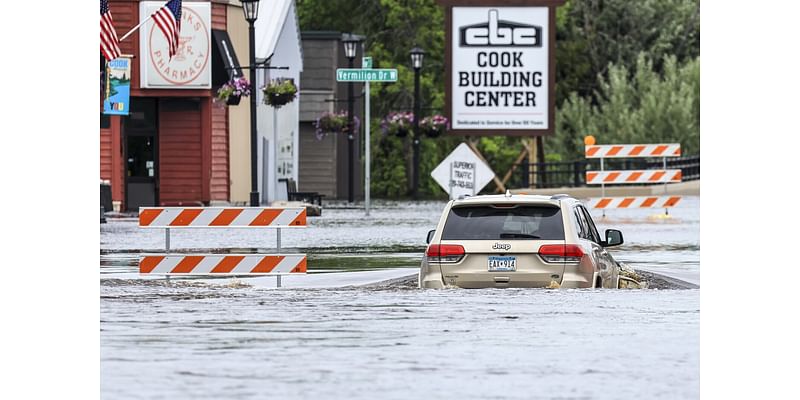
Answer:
585;170;682;185
139;254;307;275
138;207;307;286
584;142;683;214
588;196;682;210
585;144;681;158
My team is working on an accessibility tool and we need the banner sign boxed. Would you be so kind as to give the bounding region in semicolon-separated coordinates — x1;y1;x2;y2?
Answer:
139;1;211;88
440;0;564;136
103;57;131;115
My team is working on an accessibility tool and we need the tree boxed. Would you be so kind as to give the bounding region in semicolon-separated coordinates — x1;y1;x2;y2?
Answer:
555;54;700;160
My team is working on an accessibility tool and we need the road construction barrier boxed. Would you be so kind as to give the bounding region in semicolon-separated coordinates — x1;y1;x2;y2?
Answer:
588;196;682;209
138;207;307;287
585;169;682;185
140;254;307;275
584;142;683;214
139;207;306;227
585;143;681;158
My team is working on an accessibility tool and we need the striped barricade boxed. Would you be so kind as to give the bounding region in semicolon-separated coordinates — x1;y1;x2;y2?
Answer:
583;141;684;214
138;207;307;287
585;170;682;185
140;254;307;275
588;196;682;210
585;143;681;158
139;207;306;228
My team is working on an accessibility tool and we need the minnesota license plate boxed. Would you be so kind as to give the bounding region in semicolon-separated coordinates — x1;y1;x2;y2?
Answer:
488;256;516;272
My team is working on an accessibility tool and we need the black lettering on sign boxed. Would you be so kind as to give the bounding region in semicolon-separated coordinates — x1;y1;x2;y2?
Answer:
460;9;542;47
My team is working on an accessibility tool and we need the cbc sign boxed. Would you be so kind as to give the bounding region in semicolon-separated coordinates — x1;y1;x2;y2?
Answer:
459;9;542;47
449;7;550;133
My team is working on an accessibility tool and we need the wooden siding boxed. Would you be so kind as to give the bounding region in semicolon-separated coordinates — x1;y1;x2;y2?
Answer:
211;2;226;30
109;1;140;88
158;100;203;205
210;103;229;201
298;123;337;197
100;128;112;181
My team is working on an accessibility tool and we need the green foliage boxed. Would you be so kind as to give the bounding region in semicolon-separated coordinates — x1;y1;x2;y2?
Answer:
556;54;700;160
262;79;298;108
556;0;700;105
370;128;408;198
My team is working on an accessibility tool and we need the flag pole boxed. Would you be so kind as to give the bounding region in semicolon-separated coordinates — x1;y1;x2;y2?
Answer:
119;13;154;42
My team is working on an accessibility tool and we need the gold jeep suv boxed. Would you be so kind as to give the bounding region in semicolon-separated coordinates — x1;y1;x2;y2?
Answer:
419;193;624;289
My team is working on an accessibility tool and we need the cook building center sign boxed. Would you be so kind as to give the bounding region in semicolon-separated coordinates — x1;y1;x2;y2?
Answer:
441;0;564;136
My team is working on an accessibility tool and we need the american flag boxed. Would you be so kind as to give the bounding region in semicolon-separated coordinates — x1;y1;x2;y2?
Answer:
152;0;183;59
100;0;121;61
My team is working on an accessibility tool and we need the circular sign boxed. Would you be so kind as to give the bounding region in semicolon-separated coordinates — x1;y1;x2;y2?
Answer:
584;135;596;146
148;6;210;86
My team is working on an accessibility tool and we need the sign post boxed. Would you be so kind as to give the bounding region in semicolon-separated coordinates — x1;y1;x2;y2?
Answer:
336;60;396;216
363;57;373;216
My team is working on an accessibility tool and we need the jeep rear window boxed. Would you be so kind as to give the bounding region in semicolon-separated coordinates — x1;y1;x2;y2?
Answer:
441;205;565;240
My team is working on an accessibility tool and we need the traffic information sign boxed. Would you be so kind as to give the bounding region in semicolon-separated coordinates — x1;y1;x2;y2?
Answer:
431;143;495;200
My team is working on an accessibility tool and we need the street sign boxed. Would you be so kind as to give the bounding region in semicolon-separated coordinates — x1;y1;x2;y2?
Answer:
431;143;495;200
336;68;397;82
362;57;373;69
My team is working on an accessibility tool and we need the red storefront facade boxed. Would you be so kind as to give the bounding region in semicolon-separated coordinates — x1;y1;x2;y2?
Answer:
101;1;245;211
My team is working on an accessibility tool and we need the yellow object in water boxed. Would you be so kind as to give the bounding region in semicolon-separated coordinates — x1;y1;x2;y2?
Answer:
648;213;672;220
546;280;561;289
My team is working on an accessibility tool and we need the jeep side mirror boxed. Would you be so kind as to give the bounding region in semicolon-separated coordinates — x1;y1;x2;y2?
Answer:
604;229;623;247
426;229;436;244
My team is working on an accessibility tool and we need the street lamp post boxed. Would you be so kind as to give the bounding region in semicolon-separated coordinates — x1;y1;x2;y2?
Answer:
241;0;260;206
410;47;425;200
342;34;362;203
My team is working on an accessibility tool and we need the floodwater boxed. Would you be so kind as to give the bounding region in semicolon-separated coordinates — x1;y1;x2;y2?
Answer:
100;197;699;399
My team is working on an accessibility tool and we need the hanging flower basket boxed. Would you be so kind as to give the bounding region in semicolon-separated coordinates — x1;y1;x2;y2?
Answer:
263;78;298;108
420;114;449;138
314;110;360;141
380;112;414;137
215;77;250;106
226;95;241;105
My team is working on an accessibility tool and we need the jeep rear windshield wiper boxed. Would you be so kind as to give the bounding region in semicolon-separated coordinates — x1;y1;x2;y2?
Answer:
499;233;540;239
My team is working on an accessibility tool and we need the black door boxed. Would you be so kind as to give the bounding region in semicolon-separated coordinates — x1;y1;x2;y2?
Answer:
125;98;158;211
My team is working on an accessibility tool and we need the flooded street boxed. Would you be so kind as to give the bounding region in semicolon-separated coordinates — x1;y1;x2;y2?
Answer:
101;197;699;399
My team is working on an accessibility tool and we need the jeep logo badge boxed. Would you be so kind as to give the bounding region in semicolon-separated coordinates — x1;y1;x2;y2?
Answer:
493;243;511;251
459;9;542;47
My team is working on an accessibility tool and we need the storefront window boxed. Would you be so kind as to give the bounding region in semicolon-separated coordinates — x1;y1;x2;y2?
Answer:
127;136;155;178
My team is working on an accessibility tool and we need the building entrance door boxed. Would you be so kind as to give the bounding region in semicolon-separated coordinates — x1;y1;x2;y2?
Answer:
125;98;158;211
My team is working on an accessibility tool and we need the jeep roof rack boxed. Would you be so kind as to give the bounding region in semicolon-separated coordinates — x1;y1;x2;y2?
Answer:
550;194;571;200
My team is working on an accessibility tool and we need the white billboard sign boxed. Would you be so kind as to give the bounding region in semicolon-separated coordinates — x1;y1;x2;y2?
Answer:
431;143;495;200
450;7;549;131
139;2;211;89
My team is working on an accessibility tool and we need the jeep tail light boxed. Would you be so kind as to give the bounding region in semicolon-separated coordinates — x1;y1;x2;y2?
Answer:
426;244;465;263
538;244;584;263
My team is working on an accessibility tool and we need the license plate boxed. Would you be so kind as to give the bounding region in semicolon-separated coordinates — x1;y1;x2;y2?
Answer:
488;256;516;272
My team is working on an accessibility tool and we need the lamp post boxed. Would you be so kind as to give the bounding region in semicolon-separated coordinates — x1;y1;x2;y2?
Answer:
241;0;260;206
342;33;362;203
410;47;425;200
